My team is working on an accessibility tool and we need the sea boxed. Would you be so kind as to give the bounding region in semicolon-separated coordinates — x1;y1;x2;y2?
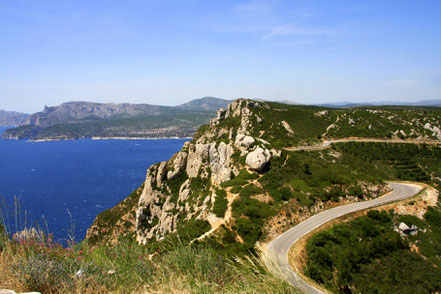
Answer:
0;127;189;243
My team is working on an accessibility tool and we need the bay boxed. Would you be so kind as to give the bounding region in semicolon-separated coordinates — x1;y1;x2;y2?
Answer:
0;127;189;242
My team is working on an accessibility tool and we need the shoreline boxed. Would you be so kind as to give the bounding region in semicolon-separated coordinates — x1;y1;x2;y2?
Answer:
27;136;193;142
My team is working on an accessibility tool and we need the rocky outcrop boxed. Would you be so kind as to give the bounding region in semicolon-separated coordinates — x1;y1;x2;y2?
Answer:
166;144;189;180
234;134;255;150
135;99;278;244
246;147;271;171
209;142;234;184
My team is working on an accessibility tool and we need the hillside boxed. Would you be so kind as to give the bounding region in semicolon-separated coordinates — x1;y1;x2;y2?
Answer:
0;110;29;127
1;98;232;140
86;99;441;257
305;202;441;293
176;96;233;111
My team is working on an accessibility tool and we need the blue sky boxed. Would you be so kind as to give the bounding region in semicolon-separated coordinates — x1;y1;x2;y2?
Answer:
1;0;440;113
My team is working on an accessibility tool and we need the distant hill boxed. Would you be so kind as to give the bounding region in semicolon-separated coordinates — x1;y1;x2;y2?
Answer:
176;97;233;111
2;98;227;140
318;99;441;108
0;110;29;127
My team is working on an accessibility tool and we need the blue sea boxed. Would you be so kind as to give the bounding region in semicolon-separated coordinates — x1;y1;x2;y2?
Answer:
0;127;189;242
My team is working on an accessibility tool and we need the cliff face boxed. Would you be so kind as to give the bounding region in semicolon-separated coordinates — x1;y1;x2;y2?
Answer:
135;99;280;244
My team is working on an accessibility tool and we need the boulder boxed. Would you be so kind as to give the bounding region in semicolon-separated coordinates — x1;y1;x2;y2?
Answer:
398;222;410;232
246;147;271;171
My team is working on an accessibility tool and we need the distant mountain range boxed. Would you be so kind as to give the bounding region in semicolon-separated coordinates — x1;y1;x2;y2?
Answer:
2;96;440;140
0;110;30;127
1;97;232;140
314;99;441;108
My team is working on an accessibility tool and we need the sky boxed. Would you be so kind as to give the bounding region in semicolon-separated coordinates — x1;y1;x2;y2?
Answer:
0;0;440;113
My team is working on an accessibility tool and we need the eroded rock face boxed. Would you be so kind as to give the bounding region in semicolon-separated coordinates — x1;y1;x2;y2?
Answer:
166;145;189;180
246;147;271;171
186;143;210;178
209;142;233;184
234;134;255;150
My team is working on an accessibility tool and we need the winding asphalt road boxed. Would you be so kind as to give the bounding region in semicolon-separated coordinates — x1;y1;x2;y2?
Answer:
266;182;422;294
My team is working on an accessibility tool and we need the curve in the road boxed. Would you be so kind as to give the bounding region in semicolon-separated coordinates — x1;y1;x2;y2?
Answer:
265;182;422;294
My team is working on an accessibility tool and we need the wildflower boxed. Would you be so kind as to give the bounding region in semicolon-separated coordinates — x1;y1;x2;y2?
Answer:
79;250;83;255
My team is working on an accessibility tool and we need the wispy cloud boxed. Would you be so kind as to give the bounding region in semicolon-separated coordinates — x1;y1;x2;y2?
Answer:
263;24;340;39
228;1;343;41
384;79;419;87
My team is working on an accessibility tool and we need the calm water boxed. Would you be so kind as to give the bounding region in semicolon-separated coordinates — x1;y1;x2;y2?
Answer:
0;127;188;242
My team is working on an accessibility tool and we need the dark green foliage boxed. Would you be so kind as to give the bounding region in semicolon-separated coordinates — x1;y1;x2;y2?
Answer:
230;186;241;194
248;102;335;148
221;170;259;188
174;219;211;241
234;218;264;250
232;197;275;219
239;184;264;197
213;189;228;218
336;142;437;182
167;172;189;201
306;209;441;293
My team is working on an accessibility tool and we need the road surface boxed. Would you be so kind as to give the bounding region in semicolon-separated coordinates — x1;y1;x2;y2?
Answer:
284;139;441;151
266;182;422;294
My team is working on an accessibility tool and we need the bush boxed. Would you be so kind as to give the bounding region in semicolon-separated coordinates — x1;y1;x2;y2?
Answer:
213;189;228;218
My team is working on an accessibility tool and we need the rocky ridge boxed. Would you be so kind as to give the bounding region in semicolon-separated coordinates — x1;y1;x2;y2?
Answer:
135;99;280;244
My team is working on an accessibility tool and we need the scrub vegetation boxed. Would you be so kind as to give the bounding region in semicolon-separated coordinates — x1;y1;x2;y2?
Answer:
0;225;294;294
305;206;441;293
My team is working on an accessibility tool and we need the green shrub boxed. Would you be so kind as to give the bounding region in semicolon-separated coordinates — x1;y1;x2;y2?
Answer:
221;170;259;188
213;189;228;218
239;184;263;197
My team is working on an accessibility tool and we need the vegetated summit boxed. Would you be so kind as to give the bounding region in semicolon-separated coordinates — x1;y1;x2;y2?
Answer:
86;98;441;259
1;97;232;140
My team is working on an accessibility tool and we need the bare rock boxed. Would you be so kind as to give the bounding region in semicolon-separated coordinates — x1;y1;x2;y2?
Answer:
167;150;188;180
281;121;294;134
234;134;255;149
186;143;210;178
209;142;233;184
246;147;271;171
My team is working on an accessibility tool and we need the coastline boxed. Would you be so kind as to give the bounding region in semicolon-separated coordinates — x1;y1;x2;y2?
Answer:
91;136;193;140
27;136;193;142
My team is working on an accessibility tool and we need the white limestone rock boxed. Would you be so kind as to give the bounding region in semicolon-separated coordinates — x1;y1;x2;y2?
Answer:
234;134;255;149
209;142;233;184
186;143;210;178
246;147;271;171
166;149;188;180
